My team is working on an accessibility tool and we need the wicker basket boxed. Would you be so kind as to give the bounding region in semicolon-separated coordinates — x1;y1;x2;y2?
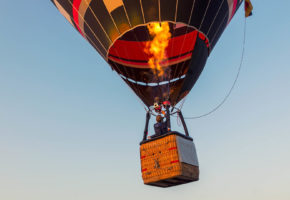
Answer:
140;132;199;187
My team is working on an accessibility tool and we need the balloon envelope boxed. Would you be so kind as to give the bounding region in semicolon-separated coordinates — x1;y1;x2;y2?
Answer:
52;0;242;106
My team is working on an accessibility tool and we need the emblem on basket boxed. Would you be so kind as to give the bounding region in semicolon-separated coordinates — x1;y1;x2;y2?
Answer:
154;158;160;169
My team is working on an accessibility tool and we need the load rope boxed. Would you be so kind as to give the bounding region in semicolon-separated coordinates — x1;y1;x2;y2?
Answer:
181;17;247;120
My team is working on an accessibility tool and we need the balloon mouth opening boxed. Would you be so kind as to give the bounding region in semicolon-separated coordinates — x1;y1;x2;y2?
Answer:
107;22;208;83
107;22;210;106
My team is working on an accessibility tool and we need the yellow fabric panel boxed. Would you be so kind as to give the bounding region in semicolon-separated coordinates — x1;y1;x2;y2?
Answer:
103;0;124;13
78;0;93;33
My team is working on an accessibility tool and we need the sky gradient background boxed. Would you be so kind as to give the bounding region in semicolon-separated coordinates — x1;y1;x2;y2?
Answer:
0;1;290;200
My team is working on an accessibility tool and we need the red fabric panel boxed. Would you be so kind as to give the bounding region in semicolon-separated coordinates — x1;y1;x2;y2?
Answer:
109;31;198;61
167;31;197;59
199;32;205;40
72;0;83;36
109;40;148;61
108;52;192;67
229;0;238;21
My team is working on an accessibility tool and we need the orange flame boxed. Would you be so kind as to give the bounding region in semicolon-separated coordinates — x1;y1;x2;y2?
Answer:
145;22;172;77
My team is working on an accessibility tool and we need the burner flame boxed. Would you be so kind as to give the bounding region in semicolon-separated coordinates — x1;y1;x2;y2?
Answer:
144;22;172;77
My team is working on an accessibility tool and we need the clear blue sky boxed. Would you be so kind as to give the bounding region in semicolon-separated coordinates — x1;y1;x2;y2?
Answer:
0;1;290;200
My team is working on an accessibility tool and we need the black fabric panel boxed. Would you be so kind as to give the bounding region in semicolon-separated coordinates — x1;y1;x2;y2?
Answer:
111;6;131;34
168;78;186;106
111;62;122;74
189;0;210;29
176;36;208;103
55;0;72;15
160;0;177;22
88;0;119;42
109;61;152;82
199;0;224;33
168;58;192;103
206;1;228;42
123;0;144;27
176;0;194;24
210;13;228;49
119;25;150;41
141;0;159;22
119;23;189;41
84;7;111;51
170;60;189;81
173;26;193;37
84;27;107;57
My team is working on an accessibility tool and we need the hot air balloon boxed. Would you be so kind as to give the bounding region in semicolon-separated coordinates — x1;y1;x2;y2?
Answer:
51;0;243;187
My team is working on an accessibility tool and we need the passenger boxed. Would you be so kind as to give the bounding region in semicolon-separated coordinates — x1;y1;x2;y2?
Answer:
150;115;168;139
